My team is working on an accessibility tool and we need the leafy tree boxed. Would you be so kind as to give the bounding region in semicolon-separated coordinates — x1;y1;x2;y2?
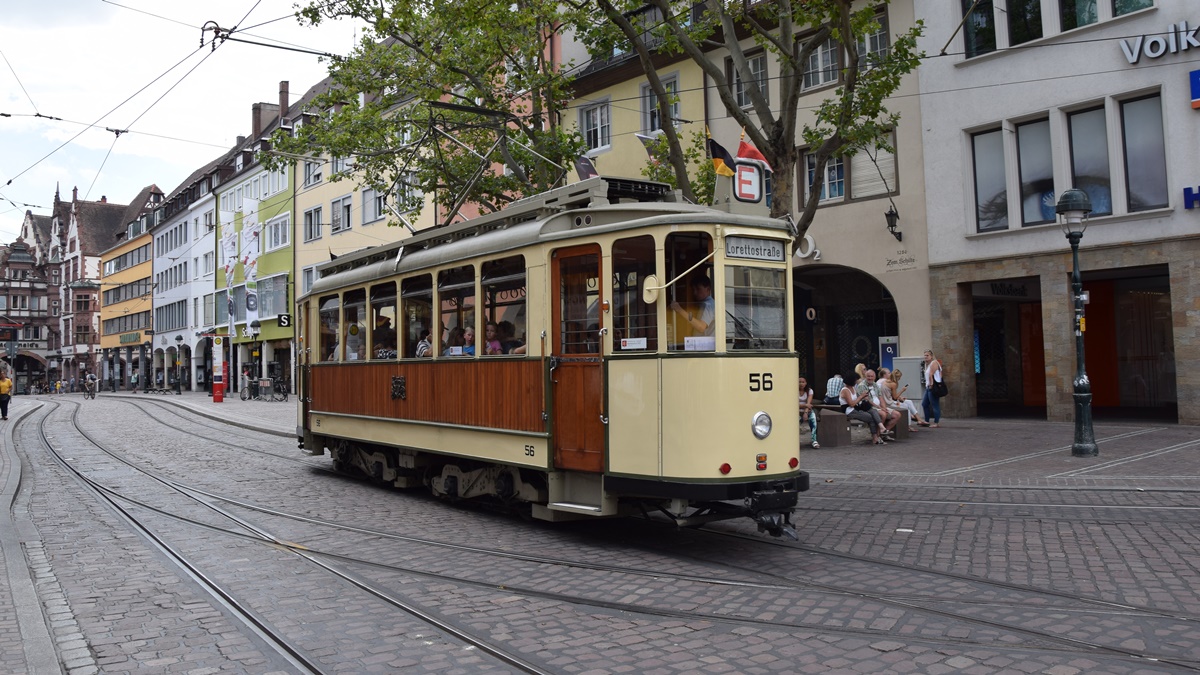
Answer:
639;131;716;206
269;0;591;223
573;0;923;241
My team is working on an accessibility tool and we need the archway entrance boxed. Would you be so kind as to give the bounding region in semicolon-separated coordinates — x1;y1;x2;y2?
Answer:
794;264;898;388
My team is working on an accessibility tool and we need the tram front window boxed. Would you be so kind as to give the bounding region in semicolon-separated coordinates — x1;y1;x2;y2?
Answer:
725;265;787;351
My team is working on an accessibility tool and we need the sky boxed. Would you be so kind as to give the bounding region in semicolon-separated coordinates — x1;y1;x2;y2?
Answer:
0;0;363;242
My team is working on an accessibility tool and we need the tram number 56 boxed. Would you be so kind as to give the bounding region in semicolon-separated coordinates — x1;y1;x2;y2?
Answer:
748;373;773;392
524;445;536;457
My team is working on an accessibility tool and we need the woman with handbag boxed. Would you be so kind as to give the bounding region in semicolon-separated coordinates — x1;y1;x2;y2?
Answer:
0;370;12;420
922;349;945;428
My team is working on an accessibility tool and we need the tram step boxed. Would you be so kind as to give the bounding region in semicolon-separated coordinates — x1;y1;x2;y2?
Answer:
548;501;603;514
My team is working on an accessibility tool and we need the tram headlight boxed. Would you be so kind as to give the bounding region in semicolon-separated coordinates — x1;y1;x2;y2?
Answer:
751;411;772;439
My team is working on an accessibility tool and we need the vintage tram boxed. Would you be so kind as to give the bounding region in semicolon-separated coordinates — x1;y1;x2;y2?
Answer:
297;174;808;537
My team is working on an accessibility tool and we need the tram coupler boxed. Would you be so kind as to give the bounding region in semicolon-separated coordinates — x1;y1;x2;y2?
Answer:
753;510;797;540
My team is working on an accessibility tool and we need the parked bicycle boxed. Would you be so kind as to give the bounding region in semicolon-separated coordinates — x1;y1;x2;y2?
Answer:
241;377;288;402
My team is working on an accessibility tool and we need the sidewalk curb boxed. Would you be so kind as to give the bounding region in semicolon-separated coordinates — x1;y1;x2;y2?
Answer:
0;401;65;675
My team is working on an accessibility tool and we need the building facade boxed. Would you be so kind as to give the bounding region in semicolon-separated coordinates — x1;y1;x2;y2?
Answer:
99;185;161;392
566;1;928;384
916;0;1189;422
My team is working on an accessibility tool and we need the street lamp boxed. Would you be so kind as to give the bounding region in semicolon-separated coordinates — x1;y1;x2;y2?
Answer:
174;334;183;395
884;205;902;242
143;341;151;393
1056;188;1097;457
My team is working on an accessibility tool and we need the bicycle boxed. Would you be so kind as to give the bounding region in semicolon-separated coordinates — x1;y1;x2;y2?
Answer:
84;382;96;400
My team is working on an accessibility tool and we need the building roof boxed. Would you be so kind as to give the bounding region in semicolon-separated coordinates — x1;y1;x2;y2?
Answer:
74;199;128;257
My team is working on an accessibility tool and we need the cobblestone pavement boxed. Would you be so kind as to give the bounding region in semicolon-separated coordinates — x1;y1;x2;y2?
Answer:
1;392;1197;674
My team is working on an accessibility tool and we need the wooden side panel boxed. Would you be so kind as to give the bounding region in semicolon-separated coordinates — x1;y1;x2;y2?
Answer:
551;360;605;472
308;359;545;433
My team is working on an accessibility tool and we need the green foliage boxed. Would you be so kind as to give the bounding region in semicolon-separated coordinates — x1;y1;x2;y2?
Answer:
272;0;592;221
639;131;715;206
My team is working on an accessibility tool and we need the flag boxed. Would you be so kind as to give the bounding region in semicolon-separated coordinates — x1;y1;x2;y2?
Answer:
635;133;662;164
574;155;599;179
707;138;736;177
737;139;772;171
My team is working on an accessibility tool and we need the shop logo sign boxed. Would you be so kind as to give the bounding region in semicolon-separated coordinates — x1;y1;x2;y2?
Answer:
1120;22;1200;64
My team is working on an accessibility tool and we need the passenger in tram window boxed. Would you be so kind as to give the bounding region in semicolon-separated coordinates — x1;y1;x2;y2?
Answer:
497;320;525;354
462;327;476;356
372;313;396;358
443;326;465;356
483;321;502;355
344;308;366;360
415;329;433;358
669;275;715;337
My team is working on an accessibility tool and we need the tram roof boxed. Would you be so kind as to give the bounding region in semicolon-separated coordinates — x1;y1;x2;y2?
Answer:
303;176;787;300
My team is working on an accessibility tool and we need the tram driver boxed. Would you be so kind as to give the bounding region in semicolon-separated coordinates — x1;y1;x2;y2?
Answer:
669;275;715;337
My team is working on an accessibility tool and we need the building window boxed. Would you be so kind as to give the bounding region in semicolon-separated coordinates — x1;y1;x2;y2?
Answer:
1008;0;1043;46
848;135;897;200
203;251;215;275
1060;0;1098;30
642;77;679;133
732;53;769;108
802;38;839;90
857;13;890;70
399;172;422;213
1113;0;1152;17
581;102;610;151
266;214;290;250
971;128;1007;232
363;188;386;223
302;267;315;296
1121;94;1167;212
331;156;351;174
803;153;845;203
962;0;996;58
304;207;323;242
330;196;353;234
1067;107;1111;216
1016;119;1054;226
303;161;322;187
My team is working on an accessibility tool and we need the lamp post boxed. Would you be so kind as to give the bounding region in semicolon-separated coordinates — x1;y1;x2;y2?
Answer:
1056;188;1097;457
174;335;183;395
143;341;151;393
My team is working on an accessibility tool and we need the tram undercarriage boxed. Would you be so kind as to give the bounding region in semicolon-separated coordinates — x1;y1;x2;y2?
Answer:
310;436;803;538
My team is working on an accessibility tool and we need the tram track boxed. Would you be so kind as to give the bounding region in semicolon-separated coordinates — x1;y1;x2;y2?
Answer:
32;400;558;675
33;399;1200;670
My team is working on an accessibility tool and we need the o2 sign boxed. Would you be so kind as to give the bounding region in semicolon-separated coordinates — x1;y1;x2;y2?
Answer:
734;162;764;203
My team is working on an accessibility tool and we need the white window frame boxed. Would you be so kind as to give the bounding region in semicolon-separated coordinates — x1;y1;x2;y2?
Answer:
266;214;290;251
581;101;611;152
803;37;840;90
734;53;768;108
802;152;845;204
304;207;323;242
642;77;679;133
330;195;353;234
303;161;323;187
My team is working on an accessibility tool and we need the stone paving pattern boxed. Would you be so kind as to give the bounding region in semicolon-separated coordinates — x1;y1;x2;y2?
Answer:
1;391;1197;673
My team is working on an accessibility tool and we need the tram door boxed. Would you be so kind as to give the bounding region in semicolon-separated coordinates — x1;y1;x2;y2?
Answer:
550;245;605;472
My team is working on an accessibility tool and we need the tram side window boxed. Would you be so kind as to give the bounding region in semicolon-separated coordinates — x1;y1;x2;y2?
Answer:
439;265;476;357
482;256;526;355
318;295;339;361
612;235;656;351
665;232;715;352
401;275;433;358
559;253;601;354
370;282;397;359
725;266;787;351
343;288;367;360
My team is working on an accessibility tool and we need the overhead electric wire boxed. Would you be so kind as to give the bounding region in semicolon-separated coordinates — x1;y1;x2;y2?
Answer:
0;47;40;116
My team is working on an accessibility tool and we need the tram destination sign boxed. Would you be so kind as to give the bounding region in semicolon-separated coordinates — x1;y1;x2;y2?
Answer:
725;236;785;262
